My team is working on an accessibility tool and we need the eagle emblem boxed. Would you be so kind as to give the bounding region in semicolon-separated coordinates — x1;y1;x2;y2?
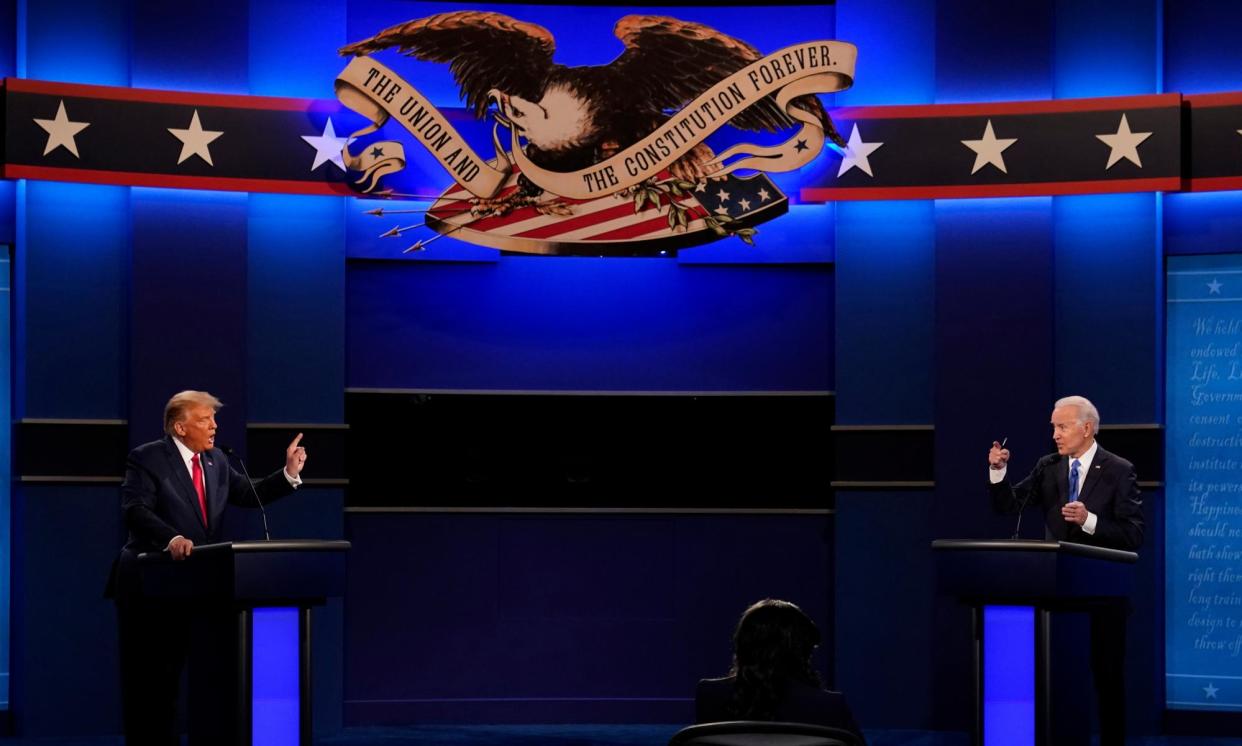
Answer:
335;12;855;256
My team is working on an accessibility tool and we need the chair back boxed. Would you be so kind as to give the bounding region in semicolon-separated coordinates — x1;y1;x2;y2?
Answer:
667;720;861;746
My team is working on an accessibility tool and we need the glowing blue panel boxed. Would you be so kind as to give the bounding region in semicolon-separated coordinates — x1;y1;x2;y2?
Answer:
1165;2;1242;94
1165;253;1242;712
19;181;127;419
250;0;348;98
1053;0;1157;98
1165;191;1242;256
0;183;15;246
248;194;347;422
346;257;831;391
19;0;128;84
836;0;935;105
252;607;300;746
0;245;9;710
935;1;1052;103
1053;194;1158;422
131;0;248;93
0;4;15;80
983;605;1035;746
835;200;934;424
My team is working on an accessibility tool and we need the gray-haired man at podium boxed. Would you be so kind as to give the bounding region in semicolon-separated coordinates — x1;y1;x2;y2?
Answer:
986;394;1144;746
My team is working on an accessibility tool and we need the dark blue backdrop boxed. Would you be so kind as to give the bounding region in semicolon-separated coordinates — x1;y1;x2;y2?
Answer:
4;0;1242;740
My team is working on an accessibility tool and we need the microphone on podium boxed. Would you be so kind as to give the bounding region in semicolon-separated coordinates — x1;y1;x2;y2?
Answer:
221;446;271;541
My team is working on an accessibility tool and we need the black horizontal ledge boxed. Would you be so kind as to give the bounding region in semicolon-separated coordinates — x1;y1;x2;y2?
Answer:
16;418;128;479
19;475;122;484
830;480;934;489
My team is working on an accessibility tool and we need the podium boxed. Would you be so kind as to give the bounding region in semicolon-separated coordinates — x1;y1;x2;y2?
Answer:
931;539;1137;746
139;539;349;746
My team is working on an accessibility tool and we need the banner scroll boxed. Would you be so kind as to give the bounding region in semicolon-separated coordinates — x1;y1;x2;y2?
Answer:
335;40;855;199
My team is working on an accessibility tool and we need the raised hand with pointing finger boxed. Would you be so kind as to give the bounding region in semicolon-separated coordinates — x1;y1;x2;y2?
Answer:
285;432;307;479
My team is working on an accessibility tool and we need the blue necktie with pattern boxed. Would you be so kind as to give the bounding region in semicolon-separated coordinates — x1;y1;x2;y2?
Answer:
1069;459;1081;502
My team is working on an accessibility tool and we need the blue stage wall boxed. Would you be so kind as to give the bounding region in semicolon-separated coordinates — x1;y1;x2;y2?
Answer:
4;0;1242;740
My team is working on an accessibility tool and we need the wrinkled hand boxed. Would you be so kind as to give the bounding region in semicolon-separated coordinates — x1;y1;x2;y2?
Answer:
988;441;1010;470
286;433;307;478
1061;501;1088;526
169;536;194;561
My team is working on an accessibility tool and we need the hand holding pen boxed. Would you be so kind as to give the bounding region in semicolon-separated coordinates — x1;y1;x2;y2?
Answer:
988;437;1009;470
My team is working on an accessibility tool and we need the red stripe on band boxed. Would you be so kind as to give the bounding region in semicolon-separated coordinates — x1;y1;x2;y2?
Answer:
2;164;357;195
800;176;1181;202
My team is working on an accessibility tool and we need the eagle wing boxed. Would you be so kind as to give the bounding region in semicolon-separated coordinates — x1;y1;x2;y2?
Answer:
610;16;844;146
339;11;556;119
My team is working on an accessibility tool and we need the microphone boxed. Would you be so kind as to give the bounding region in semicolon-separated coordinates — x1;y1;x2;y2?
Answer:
221;446;271;541
1011;453;1060;540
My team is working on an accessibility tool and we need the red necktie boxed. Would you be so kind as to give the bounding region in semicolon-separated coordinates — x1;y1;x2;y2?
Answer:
191;453;207;526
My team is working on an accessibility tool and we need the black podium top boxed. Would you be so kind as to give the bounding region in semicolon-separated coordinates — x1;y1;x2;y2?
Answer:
139;539;350;605
931;539;1137;604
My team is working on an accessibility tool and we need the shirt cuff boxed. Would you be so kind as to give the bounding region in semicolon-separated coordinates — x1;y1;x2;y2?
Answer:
284;469;302;488
989;466;1007;484
1082;511;1098;534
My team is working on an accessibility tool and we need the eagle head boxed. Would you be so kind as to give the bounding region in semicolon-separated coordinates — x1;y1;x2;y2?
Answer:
489;83;602;164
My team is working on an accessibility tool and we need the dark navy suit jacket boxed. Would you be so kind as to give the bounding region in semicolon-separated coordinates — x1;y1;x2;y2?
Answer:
990;445;1144;551
107;435;296;597
696;677;866;744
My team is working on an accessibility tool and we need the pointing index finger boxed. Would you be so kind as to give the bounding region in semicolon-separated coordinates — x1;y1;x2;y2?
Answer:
289;432;304;450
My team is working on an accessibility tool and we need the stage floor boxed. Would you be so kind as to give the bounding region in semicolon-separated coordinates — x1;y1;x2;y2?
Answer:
1;726;1241;745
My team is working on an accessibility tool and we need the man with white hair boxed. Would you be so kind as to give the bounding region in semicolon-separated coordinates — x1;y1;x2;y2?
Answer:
107;390;308;746
986;395;1143;746
987;395;1143;550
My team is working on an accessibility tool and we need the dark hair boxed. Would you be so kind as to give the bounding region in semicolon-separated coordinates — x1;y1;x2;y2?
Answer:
727;598;823;720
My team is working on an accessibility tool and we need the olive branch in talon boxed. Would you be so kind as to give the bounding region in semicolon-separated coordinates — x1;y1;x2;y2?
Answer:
701;212;758;246
620;177;759;244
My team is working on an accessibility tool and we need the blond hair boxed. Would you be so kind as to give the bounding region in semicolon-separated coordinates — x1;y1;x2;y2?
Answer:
163;390;223;435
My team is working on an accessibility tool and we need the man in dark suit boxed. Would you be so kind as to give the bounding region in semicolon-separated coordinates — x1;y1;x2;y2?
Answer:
108;390;308;746
987;395;1143;746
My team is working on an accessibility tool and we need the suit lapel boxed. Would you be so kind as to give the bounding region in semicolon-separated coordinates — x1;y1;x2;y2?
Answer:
1077;447;1107;506
202;449;219;530
1055;457;1069;503
163;437;207;531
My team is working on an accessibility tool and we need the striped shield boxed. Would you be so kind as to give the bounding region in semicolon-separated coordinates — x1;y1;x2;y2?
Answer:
423;166;788;256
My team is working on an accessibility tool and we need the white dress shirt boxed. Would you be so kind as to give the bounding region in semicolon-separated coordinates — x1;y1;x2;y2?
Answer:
167;437;301;549
990;439;1099;535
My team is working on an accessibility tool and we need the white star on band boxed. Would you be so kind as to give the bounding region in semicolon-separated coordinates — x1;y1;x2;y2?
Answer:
837;124;883;177
1208;278;1223;294
1096;114;1152;169
33;100;90;158
168;110;224;166
1204;682;1219;699
962;120;1017;174
301;117;355;172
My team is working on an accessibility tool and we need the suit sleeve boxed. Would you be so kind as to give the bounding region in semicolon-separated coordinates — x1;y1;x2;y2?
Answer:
120;452;180;550
989;456;1050;515
225;463;296;508
1090;461;1144;551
